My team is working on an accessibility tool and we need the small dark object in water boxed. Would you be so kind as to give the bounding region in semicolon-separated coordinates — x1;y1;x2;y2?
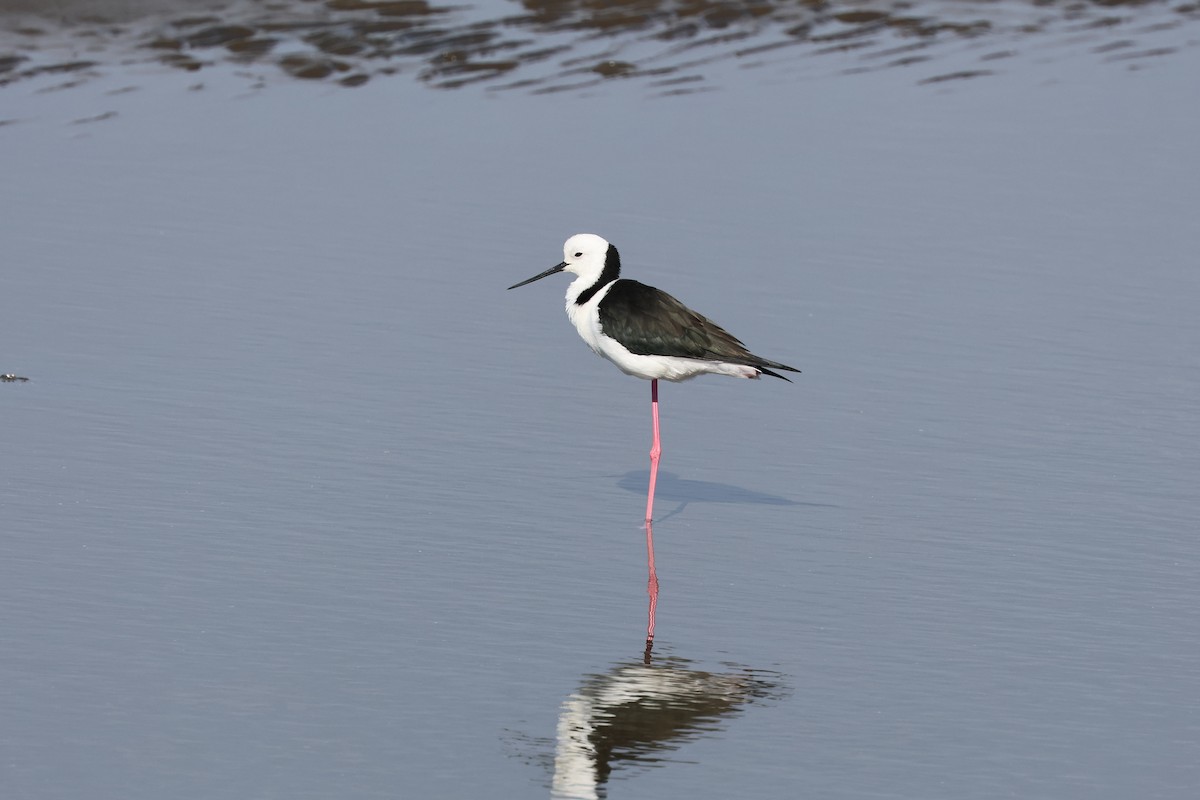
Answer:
1;374;30;382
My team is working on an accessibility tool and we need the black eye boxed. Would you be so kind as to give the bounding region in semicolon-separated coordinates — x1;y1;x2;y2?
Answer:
574;252;583;257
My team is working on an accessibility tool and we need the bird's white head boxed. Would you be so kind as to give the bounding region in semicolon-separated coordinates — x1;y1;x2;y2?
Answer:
506;233;619;297
560;233;611;281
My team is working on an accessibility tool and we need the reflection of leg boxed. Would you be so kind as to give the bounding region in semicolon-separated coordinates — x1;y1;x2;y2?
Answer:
646;519;659;642
645;379;660;524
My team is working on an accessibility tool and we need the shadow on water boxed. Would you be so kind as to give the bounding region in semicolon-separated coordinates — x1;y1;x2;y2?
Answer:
618;469;833;522
509;650;786;799
1;0;1197;96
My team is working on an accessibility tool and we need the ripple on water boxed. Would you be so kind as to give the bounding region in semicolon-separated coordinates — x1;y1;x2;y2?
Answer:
0;0;1197;95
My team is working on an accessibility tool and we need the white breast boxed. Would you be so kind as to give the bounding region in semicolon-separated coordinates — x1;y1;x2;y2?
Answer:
565;280;614;359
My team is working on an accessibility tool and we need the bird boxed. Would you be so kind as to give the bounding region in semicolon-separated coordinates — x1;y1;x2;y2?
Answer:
508;233;799;640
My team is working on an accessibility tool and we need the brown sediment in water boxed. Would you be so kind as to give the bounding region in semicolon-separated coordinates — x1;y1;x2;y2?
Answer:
0;0;1196;93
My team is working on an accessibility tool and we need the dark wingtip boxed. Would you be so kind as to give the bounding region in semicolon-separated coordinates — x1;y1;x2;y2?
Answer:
758;361;800;382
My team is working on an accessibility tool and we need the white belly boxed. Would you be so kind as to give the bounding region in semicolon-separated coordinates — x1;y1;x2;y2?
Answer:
565;284;758;382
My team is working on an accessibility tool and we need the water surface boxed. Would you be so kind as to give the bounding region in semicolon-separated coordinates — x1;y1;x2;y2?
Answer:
2;2;1199;798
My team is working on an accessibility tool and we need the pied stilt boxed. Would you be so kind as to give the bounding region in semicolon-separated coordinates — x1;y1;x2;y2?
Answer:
509;233;800;641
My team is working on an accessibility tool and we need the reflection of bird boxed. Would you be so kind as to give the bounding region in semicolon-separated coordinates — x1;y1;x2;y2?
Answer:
509;234;799;639
551;657;782;800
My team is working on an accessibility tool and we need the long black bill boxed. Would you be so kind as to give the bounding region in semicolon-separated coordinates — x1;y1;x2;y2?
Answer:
507;261;567;290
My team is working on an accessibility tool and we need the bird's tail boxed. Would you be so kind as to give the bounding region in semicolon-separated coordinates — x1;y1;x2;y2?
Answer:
756;360;801;382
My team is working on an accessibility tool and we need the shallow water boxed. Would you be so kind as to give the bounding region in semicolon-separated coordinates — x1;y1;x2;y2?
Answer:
3;0;1200;94
2;2;1199;798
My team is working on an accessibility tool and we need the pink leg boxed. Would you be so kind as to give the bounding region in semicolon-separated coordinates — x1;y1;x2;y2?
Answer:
645;379;661;524
645;379;660;642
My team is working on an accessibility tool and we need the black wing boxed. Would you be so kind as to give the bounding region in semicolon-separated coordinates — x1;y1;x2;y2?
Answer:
598;280;800;379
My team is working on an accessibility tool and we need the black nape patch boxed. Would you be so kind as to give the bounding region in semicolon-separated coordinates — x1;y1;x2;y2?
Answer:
575;243;621;305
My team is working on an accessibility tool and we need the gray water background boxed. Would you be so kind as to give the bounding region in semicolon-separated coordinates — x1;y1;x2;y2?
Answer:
2;1;1199;797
